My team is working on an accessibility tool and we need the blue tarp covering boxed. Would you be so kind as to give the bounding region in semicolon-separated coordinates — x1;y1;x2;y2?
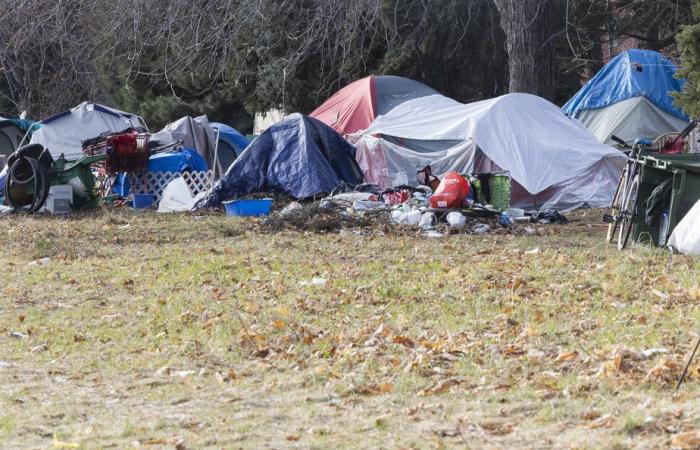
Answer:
195;113;363;208
147;148;208;173
563;49;688;120
113;148;208;197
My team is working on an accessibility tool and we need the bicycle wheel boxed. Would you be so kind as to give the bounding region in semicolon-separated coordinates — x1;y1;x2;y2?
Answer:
606;168;627;243
617;174;640;250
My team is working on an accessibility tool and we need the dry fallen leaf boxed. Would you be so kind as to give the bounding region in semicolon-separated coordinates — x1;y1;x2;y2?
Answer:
588;414;615;429
554;350;578;364
671;430;700;449
501;344;525;356
580;409;602;421
479;420;514;435
420;378;463;396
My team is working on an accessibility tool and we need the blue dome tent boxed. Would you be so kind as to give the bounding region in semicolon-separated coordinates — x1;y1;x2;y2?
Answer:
194;114;363;209
563;49;689;145
210;122;250;171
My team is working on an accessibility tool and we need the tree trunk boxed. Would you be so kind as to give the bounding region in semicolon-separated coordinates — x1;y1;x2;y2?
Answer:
494;0;558;101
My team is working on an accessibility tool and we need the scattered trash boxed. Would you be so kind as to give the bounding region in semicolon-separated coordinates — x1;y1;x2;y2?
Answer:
8;331;26;339
425;230;445;238
280;201;303;217
391;207;421;225
535;210;569;224
299;277;327;287
446;211;466;230
524;248;540;255
504;207;526;219
419;212;437;230
472;223;490;234
27;257;51;267
640;348;669;359
498;212;513;227
353;200;386;211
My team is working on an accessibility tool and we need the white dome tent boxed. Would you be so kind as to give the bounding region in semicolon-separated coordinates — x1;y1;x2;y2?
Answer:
352;93;626;211
29;102;147;160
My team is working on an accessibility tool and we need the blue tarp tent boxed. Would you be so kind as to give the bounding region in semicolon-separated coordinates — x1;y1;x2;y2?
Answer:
195;113;363;208
563;49;689;145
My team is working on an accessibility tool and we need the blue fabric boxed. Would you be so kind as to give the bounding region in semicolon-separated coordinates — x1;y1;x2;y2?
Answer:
195;113;364;208
112;148;208;196
563;49;688;120
147;148;208;172
211;122;250;156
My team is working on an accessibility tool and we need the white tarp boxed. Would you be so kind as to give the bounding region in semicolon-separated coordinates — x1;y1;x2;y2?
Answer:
358;93;626;210
30;102;145;160
253;108;287;135
577;97;689;145
668;199;700;255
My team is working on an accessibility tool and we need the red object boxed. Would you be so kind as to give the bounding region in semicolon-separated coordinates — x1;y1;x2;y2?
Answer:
384;189;410;205
105;132;150;174
429;172;470;209
310;75;437;135
660;136;685;155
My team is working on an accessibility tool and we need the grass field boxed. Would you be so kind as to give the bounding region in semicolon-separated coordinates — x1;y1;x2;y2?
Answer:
1;209;699;449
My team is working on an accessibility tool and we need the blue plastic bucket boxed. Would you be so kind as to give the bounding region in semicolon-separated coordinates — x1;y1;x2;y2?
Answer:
132;194;155;209
223;199;272;217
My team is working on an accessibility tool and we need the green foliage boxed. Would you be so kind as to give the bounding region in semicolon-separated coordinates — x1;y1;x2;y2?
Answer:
676;2;700;119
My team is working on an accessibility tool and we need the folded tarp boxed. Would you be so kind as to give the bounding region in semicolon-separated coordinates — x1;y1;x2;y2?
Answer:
356;93;627;210
194;113;363;209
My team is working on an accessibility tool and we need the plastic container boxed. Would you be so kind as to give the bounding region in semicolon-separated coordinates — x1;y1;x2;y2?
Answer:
223;198;272;217
132;194;155;209
45;185;73;214
489;173;511;211
429;172;470;209
505;207;525;218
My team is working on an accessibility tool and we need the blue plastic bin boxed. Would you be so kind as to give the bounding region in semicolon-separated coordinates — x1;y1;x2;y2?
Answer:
132;194;155;209
223;199;272;217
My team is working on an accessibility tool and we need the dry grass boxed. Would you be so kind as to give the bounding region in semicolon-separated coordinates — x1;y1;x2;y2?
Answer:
0;208;699;449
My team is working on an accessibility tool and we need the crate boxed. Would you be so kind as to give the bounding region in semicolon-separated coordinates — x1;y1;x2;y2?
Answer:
131;170;214;203
632;154;700;246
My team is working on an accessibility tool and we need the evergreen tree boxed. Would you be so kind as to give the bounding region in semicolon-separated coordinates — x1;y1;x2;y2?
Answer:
676;0;700;119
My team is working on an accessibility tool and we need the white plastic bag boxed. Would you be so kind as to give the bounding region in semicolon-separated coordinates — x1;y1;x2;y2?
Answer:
419;212;437;230
391;208;421;225
668;199;700;255
158;177;195;213
446;211;466;230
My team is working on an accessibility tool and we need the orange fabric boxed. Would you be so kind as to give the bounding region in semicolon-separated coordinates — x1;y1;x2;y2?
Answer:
310;76;376;135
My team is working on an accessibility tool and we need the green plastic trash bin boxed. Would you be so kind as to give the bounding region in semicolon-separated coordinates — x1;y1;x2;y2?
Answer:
632;153;700;246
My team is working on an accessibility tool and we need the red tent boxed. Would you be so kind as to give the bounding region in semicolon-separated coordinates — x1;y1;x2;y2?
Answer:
310;75;437;135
